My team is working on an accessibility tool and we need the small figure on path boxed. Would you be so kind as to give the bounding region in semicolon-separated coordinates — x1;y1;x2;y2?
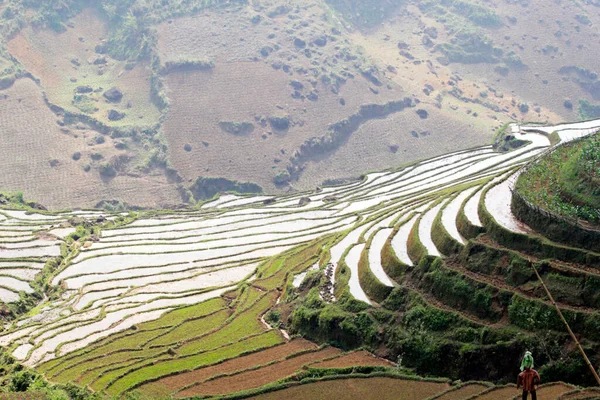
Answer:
517;351;541;400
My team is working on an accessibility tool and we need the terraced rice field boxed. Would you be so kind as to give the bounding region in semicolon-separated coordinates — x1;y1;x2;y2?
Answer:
432;383;490;400
309;350;394;369
0;210;111;303
249;377;450;400
0;120;598;398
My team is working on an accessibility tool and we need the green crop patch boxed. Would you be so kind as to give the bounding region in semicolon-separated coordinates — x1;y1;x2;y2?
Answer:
110;331;283;395
145;309;230;348
177;291;277;356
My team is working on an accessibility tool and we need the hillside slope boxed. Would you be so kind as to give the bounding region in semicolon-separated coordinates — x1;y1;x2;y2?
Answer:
0;119;599;399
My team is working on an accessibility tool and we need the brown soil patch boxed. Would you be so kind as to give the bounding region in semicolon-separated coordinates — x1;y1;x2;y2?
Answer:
535;383;577;399
176;346;342;397
0;78;179;209
249;377;450;400
435;383;489;400
561;388;600;399
475;386;518;400
309;350;394;369
140;338;317;397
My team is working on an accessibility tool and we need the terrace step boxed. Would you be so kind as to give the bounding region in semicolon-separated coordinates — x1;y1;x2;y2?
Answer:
175;346;343;397
470;385;517;399
442;258;600;315
508;383;576;399
431;383;491;400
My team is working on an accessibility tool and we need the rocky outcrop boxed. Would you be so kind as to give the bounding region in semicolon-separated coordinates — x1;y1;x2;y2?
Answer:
103;87;123;103
108;109;126;121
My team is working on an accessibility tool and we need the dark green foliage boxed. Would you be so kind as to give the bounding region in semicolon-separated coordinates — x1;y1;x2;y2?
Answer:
290;304;377;349
518;103;529;113
189;177;262;201
99;163;117;178
507;294;600;341
358;243;393;303
162;58;214;73
325;0;404;28
540;355;600;387
268;115;290;130
380;236;408;283
218;121;254;135
264;310;282;328
0;349;121;398
579;99;600;119
436;32;503;64
418;258;500;320
508;256;534;286
273;170;291;185
582;275;600;308
513;134;600;251
337;290;371;313
381;287;416;311
431;209;463;256
402;305;457;331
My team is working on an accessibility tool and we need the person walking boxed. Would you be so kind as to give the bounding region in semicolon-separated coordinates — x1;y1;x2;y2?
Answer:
517;351;541;400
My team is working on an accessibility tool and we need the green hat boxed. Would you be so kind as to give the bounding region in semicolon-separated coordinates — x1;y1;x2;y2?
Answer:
520;351;534;371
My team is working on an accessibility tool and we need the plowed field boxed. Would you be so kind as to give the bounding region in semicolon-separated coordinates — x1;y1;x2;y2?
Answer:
309;350;394;369
176;346;342;397
435;384;489;400
249;377;450;400
140;338;317;397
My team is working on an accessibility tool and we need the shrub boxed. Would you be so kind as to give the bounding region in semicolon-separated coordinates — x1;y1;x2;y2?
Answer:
273;170;291;185
162;57;214;73
268;115;290;130
99;163;117;178
219;121;254;135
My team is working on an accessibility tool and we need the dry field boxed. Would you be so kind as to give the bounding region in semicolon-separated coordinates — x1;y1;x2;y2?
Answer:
176;346;342;397
298;107;492;190
309;350;394;369
472;386;518;400
1;0;597;208
162;62;396;191
0;78;179;209
358;0;600;123
445;0;600;121
351;4;560;123
8;9;161;128
158;0;494;193
142;339;318;397
535;383;578;399
433;383;490;400
249;377;450;400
